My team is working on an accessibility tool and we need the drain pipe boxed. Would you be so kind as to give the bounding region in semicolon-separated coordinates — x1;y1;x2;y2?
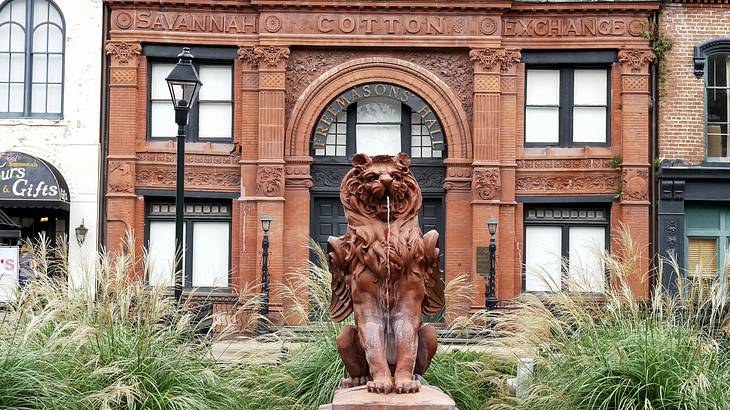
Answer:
648;10;660;293
97;3;110;252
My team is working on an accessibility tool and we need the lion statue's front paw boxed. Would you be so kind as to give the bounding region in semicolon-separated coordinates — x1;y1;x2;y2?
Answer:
367;376;394;394
395;375;421;394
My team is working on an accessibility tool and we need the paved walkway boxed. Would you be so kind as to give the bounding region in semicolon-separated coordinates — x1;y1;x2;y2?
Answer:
211;337;532;364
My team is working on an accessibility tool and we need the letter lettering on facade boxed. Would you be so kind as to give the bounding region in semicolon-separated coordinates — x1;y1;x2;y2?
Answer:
210;16;224;32
426;17;443;34
339;17;356;33
137;12;151;28
503;17;634;37
335;95;350;109
362;84;371;97
362;17;377;33
374;84;387;96
318;16;335;32
405;18;420;34
383;17;399;34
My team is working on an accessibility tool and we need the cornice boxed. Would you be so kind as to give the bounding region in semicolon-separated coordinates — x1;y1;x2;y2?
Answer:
510;1;659;12
104;0;512;10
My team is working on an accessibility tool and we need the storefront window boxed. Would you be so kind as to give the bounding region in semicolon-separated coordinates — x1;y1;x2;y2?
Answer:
685;205;730;290
524;206;608;293
146;201;231;289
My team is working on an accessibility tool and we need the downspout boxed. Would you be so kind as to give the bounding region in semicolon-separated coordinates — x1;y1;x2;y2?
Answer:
97;3;110;252
649;9;660;294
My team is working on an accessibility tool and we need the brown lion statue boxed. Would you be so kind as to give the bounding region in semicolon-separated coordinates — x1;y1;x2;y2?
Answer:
328;152;445;394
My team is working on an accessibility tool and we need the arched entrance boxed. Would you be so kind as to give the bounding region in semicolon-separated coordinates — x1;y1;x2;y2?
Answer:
308;82;447;257
282;57;473;311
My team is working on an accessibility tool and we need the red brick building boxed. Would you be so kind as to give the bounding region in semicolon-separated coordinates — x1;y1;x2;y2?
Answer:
103;0;656;320
658;0;730;292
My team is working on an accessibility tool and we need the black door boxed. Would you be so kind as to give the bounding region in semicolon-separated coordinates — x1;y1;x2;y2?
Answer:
312;196;444;260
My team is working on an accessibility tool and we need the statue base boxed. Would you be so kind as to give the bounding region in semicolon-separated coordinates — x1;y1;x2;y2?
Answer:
319;385;456;410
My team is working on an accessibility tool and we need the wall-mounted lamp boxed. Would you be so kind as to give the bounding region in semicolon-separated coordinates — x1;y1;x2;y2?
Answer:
75;219;88;247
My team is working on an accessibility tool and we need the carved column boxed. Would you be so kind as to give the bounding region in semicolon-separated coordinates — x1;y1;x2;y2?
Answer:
468;48;520;306
618;48;653;298
236;46;261;288
255;46;289;320
105;41;141;260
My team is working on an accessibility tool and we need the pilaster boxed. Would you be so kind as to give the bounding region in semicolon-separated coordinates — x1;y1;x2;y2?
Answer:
105;41;141;254
618;48;653;298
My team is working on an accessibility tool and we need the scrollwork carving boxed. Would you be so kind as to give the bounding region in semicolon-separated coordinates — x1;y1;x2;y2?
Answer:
257;166;284;197
473;168;500;200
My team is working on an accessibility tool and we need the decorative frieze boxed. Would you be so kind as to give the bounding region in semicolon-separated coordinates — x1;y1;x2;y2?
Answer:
516;159;613;169
136;152;241;165
136;166;240;189
516;174;619;194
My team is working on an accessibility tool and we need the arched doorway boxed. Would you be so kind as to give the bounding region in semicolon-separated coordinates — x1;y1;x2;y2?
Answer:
309;82;446;262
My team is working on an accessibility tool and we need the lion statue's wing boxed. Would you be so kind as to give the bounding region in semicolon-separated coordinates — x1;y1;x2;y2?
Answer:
327;236;353;322
421;230;445;316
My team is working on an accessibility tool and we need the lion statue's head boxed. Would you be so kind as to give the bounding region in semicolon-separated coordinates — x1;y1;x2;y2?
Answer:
340;153;421;224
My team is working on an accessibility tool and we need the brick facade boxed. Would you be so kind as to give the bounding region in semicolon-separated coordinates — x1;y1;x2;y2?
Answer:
103;0;656;321
659;2;730;164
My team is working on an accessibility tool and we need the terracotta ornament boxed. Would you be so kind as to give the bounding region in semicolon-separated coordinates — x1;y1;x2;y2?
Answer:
328;153;445;394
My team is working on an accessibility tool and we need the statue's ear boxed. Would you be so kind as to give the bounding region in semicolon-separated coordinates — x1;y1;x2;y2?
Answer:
395;152;411;168
352;153;370;166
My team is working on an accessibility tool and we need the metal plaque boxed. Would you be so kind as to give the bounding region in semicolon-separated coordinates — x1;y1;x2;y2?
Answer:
476;246;490;277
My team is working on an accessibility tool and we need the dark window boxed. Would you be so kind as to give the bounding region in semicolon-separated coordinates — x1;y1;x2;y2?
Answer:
313;96;444;159
523;206;609;293
147;60;233;142
145;200;232;289
706;52;730;159
524;67;610;147
0;0;65;118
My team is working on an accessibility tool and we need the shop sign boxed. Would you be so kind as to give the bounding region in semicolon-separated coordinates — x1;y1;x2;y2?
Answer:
0;152;69;204
0;246;18;302
313;83;445;151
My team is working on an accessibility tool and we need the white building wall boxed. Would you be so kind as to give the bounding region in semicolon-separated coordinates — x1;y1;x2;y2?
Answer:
0;0;103;287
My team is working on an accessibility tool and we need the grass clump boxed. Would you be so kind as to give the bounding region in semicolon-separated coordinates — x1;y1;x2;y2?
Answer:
488;225;730;410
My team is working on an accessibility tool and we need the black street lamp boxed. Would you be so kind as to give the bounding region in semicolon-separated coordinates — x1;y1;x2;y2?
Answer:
486;216;498;310
166;48;202;305
75;219;88;247
258;215;272;335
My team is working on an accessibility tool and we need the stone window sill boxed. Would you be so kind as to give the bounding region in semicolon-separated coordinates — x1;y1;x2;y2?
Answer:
519;145;616;159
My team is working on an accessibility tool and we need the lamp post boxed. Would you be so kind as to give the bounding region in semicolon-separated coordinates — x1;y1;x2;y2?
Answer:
165;48;202;305
486;216;498;310
258;215;272;335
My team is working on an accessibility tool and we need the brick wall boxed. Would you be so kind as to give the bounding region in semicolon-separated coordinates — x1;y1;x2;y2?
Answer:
659;3;730;164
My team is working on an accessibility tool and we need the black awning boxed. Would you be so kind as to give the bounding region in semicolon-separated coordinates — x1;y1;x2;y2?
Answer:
0;151;70;211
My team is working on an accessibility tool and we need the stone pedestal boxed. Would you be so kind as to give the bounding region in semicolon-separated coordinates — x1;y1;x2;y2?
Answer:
319;385;456;410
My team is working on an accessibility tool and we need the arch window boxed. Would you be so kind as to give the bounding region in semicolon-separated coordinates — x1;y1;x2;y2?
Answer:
313;84;444;159
0;0;64;118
